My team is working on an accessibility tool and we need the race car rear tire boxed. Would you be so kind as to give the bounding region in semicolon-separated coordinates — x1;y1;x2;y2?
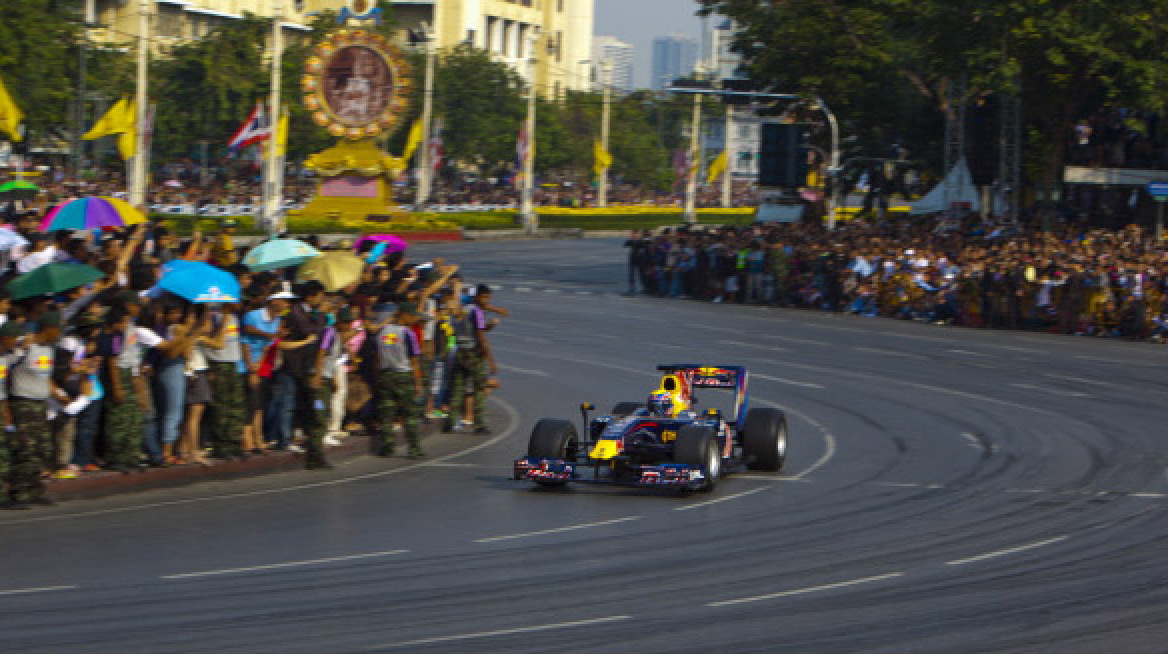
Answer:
610;402;644;416
674;425;720;492
527;419;578;486
742;408;787;472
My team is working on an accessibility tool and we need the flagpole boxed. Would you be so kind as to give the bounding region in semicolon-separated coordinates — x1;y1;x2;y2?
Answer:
414;27;435;211
265;1;284;235
519;32;538;235
130;0;149;207
598;59;612;208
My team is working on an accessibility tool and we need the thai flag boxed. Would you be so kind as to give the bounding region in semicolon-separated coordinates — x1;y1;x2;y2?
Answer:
227;102;270;152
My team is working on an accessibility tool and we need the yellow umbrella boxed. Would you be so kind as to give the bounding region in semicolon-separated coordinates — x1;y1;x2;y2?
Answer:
297;251;366;292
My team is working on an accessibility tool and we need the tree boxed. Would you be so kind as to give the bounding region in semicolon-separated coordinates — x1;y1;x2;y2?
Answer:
0;0;80;141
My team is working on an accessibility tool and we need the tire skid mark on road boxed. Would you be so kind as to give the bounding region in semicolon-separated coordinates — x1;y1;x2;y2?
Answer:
706;572;905;607
0;398;521;527
368;614;633;650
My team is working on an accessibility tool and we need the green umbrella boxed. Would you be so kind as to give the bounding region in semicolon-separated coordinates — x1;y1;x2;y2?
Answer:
7;262;105;300
0;180;40;202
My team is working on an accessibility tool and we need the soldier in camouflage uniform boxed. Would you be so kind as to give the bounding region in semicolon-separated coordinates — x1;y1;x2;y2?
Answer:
204;304;246;459
0;320;29;490
372;304;424;458
3;313;65;509
446;285;496;435
99;308;147;471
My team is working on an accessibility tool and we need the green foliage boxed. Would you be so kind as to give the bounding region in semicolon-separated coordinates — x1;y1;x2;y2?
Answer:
0;0;80;139
700;0;1168;185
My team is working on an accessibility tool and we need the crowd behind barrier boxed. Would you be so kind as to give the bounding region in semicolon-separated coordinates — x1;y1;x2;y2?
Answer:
624;217;1168;341
0;207;502;509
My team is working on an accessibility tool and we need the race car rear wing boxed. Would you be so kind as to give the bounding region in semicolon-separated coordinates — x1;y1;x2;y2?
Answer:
657;365;749;427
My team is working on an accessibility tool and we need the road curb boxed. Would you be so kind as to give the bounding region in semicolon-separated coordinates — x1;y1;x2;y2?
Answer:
44;422;442;503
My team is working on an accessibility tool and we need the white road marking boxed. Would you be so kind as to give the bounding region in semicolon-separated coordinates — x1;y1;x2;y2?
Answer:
1042;372;1117;388
945;535;1069;566
1074;354;1163;367
475;516;642;543
988;344;1048;354
0;585;78;597
960;432;988;450
674;487;770;511
947;349;988;357
691;323;744;334
706;572;904;607
1131;492;1168;499
369;615;633;650
1006;488;1046;494
575;291;593;295
759;334;830;347
497;363;551;377
853;346;926;359
718;339;789;352
755;400;836;481
0;398;521;527
162;549;410;580
421;462;482;468
871;482;946;490
514;287;532;292
753;373;825;389
733;475;808;482
1010;383;1089;398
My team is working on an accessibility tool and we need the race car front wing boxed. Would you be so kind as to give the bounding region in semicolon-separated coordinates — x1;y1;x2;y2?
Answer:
513;457;710;490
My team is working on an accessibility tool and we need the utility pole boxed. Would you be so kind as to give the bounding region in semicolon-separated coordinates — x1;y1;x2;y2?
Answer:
519;32;539;234
814;96;841;231
598;59;613;208
414;24;436;211
130;0;149;207
721;105;734;208
263;1;285;235
682;89;703;224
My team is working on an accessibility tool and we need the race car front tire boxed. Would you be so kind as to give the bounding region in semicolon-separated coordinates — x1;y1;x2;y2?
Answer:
674;425;720;492
610;402;644;416
527;419;578;486
742;408;787;472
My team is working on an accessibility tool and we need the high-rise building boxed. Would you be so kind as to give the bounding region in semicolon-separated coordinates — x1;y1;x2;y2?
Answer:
391;0;595;98
650;34;698;91
591;36;634;94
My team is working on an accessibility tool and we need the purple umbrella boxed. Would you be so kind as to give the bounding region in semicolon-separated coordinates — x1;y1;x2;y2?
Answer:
354;234;408;255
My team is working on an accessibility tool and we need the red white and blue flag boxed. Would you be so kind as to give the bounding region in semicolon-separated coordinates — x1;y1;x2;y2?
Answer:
227;102;270;152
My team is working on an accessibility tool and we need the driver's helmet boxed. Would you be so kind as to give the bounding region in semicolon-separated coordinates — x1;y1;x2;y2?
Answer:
647;392;675;417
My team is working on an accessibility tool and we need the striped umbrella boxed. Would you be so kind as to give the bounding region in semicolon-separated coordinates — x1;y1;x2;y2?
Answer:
39;196;147;232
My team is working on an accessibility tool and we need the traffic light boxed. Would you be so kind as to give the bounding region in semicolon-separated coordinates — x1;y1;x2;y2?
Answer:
758;122;808;188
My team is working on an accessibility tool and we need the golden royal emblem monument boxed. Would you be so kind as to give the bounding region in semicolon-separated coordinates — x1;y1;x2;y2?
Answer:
295;28;413;223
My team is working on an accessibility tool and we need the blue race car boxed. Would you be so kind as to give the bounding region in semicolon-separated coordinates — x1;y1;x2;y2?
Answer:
513;364;788;493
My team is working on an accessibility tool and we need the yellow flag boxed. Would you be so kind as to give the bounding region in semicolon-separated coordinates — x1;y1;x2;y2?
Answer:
706;150;727;185
274;109;289;157
401;118;424;162
593;140;612;176
83;98;129;141
0;75;23;142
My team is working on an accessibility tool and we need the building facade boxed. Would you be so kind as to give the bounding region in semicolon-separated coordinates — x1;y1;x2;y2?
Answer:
650;34;697;91
390;0;594;98
591;36;633;94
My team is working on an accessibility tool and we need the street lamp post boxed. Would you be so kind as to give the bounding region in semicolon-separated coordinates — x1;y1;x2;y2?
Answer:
721;105;734;208
812;96;841;231
263;1;285;235
682;88;703;224
519;33;539;234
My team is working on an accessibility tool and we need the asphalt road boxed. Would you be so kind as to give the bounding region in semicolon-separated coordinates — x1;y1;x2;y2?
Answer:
4;237;1168;652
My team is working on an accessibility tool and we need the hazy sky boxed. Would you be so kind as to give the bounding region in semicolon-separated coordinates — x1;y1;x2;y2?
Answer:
594;0;706;88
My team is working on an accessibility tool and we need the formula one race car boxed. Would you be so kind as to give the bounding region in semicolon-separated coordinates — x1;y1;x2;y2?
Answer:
513;365;788;493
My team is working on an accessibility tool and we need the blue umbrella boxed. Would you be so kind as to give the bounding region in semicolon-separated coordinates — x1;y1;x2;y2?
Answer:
158;260;241;303
242;238;321;272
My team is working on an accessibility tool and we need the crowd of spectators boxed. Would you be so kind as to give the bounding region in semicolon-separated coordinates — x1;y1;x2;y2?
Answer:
625;216;1168;341
0;208;501;508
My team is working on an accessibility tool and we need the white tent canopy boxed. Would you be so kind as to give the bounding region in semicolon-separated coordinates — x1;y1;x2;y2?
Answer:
910;157;982;215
